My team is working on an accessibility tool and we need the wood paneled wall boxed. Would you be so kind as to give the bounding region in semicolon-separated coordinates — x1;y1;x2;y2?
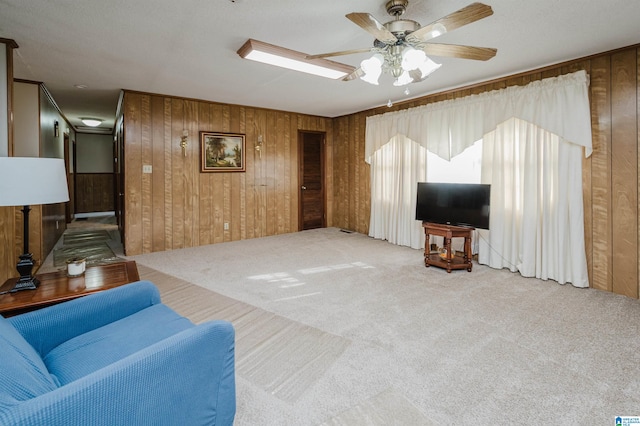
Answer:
332;44;640;298
332;113;370;233
75;173;115;213
0;40;16;283
121;92;333;255
41;203;65;264
0;207;15;283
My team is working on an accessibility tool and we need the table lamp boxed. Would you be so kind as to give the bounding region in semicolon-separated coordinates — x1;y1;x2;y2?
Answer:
0;157;70;292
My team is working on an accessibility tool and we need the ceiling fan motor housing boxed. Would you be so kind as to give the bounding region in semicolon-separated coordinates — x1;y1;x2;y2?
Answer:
384;19;420;40
385;0;409;17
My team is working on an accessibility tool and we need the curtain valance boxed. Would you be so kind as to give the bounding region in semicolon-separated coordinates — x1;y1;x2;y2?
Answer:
365;70;592;163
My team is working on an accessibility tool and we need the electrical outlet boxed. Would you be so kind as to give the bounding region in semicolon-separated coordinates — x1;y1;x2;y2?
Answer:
142;164;152;174
224;222;229;230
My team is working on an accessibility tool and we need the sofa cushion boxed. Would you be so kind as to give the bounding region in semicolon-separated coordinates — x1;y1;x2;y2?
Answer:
0;315;58;410
44;303;194;386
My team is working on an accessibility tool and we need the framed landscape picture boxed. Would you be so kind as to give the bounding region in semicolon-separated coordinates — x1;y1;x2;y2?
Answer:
200;132;245;172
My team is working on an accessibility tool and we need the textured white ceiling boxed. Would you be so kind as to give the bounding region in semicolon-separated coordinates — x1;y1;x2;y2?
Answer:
2;0;639;131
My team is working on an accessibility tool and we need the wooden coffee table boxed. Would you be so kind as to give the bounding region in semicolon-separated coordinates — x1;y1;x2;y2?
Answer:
0;261;140;317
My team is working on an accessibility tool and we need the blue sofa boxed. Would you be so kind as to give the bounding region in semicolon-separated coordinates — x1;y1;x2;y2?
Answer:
0;280;236;426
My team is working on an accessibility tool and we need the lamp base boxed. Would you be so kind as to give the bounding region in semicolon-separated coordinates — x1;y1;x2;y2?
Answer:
12;253;40;292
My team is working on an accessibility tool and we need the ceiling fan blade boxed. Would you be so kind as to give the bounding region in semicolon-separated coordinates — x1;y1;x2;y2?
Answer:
306;48;373;60
346;12;398;44
419;43;497;61
342;68;364;82
406;2;493;43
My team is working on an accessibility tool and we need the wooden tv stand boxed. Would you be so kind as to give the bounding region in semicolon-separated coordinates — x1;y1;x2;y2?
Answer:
422;222;474;272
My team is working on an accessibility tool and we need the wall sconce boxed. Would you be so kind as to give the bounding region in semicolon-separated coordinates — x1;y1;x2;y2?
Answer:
255;135;263;159
54;120;59;138
180;130;188;157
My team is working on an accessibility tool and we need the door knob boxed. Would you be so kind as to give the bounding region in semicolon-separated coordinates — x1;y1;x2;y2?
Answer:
301;186;307;190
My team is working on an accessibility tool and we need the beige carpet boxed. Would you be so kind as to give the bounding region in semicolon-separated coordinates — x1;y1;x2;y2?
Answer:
130;227;640;425
139;264;350;405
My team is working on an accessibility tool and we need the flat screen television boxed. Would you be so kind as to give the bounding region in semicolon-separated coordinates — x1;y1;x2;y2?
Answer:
415;182;491;230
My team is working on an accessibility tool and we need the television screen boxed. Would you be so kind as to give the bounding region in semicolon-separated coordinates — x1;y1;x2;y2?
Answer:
415;182;491;229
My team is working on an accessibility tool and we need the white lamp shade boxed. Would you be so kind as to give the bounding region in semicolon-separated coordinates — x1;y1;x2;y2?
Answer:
0;157;70;206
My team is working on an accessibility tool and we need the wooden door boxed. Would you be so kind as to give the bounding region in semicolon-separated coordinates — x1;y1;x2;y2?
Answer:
299;131;325;230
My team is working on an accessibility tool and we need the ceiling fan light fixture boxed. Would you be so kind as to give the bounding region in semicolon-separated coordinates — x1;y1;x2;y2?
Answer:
418;56;441;79
401;46;426;71
393;70;414;86
81;118;102;127
359;45;439;86
237;39;354;80
360;54;384;85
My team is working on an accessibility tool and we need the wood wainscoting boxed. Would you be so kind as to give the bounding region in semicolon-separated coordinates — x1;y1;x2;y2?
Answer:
332;43;640;299
75;173;115;213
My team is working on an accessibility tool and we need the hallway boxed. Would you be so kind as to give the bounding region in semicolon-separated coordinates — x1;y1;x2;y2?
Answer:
39;213;123;274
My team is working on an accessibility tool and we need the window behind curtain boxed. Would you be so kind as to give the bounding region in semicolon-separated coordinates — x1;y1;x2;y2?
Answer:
426;140;483;184
424;139;483;253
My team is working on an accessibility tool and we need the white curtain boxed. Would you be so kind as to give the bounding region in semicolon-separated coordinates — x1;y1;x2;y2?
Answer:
365;70;592;163
478;118;589;287
369;135;427;249
366;70;592;287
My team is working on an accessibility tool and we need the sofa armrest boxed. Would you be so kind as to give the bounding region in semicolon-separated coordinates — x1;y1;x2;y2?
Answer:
0;320;236;426
9;280;161;357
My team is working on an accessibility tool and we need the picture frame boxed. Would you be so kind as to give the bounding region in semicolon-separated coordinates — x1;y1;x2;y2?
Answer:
200;131;245;173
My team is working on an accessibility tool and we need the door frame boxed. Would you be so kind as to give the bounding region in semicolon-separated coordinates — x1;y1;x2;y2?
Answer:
114;117;125;247
298;130;326;231
63;133;75;223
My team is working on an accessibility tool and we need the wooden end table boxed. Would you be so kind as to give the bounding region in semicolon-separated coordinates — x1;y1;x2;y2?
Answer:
0;261;140;317
423;222;474;272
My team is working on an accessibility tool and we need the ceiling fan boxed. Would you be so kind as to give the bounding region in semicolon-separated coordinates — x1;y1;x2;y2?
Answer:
307;0;497;86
